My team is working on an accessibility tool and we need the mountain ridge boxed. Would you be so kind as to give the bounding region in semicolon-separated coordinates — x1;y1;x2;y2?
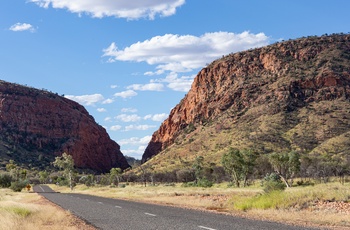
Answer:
142;33;350;164
0;81;130;173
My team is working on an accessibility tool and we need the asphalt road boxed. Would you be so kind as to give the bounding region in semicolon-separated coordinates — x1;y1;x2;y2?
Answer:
33;185;318;230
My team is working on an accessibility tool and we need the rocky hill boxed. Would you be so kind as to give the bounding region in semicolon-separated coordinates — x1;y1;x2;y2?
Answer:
142;33;350;166
0;81;130;173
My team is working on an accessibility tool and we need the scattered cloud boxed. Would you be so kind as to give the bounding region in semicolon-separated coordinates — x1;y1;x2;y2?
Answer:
110;125;122;131
127;83;164;91
118;136;152;146
29;0;185;20
114;90;137;98
65;93;104;106
103;31;269;74
144;113;168;121
124;124;156;131
121;146;146;156
121;107;138;113
152;72;195;92
110;85;118;89
9;23;36;32
104;117;112;122
102;98;114;104
115;114;141;122
97;108;107;112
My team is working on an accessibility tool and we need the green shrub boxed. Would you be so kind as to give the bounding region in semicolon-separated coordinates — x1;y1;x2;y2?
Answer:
79;175;94;187
181;179;213;188
56;176;68;186
262;173;286;193
197;178;213;188
0;173;13;188
10;180;28;192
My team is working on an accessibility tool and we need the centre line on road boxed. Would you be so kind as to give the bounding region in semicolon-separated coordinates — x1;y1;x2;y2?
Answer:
198;226;217;230
39;185;45;192
145;213;156;217
98;202;103;204
115;206;122;208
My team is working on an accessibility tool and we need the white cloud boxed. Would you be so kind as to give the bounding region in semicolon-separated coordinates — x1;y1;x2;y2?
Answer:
115;114;141;122
121;107;138;113
114;90;137;98
103;31;269;74
121;146;146;156
65;94;104;106
102;98;114;104
104;117;112;122
9;23;36;32
30;0;185;20
110;85;118;89
124;124;156;131
119;136;152;145
152;72;195;92
119;136;152;156
127;83;164;91
110;125;122;131
144;113;168;122
97;108;107;112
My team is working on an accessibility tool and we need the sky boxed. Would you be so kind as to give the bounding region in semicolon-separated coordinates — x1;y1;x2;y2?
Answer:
1;1;350;159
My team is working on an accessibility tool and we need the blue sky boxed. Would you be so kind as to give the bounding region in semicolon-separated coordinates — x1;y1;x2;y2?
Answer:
1;0;349;159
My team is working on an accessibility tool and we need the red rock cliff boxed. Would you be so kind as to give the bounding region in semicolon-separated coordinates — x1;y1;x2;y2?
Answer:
142;34;350;162
0;81;130;172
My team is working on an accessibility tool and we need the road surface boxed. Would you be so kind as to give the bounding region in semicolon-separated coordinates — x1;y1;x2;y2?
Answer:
33;185;317;230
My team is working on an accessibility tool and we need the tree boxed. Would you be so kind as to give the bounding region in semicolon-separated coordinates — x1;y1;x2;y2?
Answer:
6;160;19;181
240;149;258;187
110;168;122;187
39;171;50;184
268;151;300;187
192;156;204;183
53;152;75;190
221;148;257;187
222;148;243;187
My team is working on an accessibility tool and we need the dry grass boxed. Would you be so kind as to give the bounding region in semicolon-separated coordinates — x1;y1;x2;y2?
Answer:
0;188;95;230
49;182;350;229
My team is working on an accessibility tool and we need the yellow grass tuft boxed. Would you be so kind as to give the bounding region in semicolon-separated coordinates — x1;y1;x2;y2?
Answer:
0;188;95;230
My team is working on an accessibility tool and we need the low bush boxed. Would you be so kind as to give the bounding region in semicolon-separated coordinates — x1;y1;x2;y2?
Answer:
181;178;213;188
0;173;13;188
10;180;28;192
197;178;213;188
262;173;286;193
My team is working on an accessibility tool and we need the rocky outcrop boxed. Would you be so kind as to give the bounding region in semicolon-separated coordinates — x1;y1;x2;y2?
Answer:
0;81;130;172
142;34;350;162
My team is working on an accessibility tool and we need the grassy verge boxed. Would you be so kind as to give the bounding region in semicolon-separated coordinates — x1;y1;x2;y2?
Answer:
49;182;350;229
0;188;95;230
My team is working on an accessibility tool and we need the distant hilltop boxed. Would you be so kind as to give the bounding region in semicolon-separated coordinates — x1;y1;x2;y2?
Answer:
0;80;130;173
142;33;350;164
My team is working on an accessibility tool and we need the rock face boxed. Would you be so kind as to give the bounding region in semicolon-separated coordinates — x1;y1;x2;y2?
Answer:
142;34;350;162
0;81;130;172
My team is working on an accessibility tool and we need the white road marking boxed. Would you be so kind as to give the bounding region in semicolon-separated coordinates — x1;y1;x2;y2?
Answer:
198;226;217;230
86;199;89;201
98;202;103;204
145;213;156;217
115;206;122;208
39;185;45;192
